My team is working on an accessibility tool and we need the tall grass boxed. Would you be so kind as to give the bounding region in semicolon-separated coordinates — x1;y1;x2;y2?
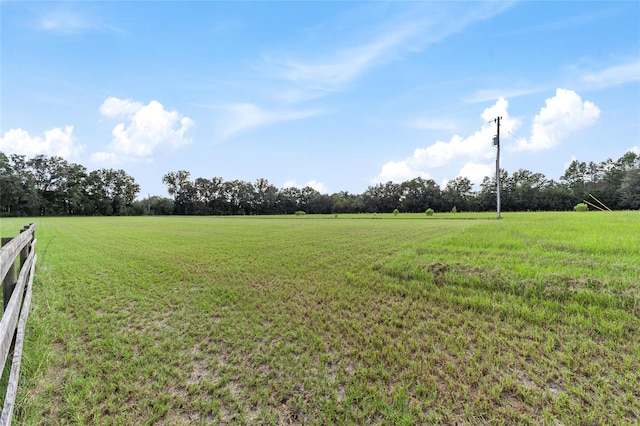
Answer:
1;212;638;424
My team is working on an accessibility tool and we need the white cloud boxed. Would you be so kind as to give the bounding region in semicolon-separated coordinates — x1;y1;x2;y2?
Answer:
459;162;493;185
373;97;518;184
99;97;143;119
92;98;194;163
373;89;601;185
373;160;432;183
219;103;325;138
0;125;84;158
581;60;640;89
282;179;328;193
305;180;328;194
513;88;600;152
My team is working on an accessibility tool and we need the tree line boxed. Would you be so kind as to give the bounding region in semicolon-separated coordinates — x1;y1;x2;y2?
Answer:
1;150;638;217
0;153;140;216
156;150;639;215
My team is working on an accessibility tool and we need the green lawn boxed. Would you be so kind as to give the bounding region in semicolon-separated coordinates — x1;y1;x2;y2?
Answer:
2;212;639;424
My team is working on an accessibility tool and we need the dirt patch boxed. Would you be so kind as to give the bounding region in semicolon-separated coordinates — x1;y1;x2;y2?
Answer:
428;262;450;276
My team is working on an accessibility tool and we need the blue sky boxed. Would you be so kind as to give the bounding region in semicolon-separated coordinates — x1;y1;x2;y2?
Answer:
1;1;639;197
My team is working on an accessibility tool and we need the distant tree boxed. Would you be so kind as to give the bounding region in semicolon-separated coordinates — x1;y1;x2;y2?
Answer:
475;176;496;212
619;168;640;209
331;191;364;214
151;196;175;215
618;150;640;170
0;153;35;215
400;177;442;213
308;193;332;214
509;169;549;211
134;196;174;215
276;187;301;214
363;182;401;213
253;178;278;215
62;162;89;215
586;161;603;184
27;155;70;215
443;176;472;212
86;169;140;215
193;177;225;214
540;181;573;211
223;179;254;215
561;160;588;204
298;186;321;213
163;170;196;214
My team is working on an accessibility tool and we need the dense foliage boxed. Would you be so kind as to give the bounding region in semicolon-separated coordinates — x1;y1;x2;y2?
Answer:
158;151;638;215
1;151;638;216
0;153;139;216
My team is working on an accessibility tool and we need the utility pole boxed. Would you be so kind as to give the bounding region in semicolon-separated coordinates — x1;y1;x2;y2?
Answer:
493;117;501;219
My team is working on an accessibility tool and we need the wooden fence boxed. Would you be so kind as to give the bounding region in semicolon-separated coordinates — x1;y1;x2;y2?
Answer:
0;224;37;425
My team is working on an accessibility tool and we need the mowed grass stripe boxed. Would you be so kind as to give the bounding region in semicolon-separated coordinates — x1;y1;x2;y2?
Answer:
2;213;638;424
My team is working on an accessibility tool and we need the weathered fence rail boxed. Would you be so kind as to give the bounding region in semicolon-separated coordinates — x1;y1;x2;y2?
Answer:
0;224;37;425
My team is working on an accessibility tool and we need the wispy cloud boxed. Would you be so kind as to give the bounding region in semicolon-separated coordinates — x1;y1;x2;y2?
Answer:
263;2;513;98
581;59;640;89
530;9;618;33
35;6;120;35
465;87;543;104
264;25;418;93
218;103;326;138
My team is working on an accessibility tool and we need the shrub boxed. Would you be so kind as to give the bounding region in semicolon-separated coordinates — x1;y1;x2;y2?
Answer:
574;203;589;212
451;206;457;213
295;210;306;216
393;208;400;216
425;208;434;216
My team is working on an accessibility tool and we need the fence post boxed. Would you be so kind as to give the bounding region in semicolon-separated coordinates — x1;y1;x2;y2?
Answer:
19;225;32;268
1;238;17;311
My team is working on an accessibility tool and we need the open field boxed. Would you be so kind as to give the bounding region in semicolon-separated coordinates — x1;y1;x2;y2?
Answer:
1;212;639;424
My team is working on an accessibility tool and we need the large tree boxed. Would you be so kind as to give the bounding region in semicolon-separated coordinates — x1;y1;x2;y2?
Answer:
400;177;442;213
0;152;141;216
86;169;140;215
253;178;278;215
619;168;640;209
443;176;473;212
163;170;196;215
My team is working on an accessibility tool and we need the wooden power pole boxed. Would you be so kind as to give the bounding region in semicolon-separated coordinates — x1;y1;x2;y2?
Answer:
493;117;501;219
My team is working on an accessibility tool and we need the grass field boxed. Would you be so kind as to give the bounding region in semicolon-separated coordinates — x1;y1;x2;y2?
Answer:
1;212;639;424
